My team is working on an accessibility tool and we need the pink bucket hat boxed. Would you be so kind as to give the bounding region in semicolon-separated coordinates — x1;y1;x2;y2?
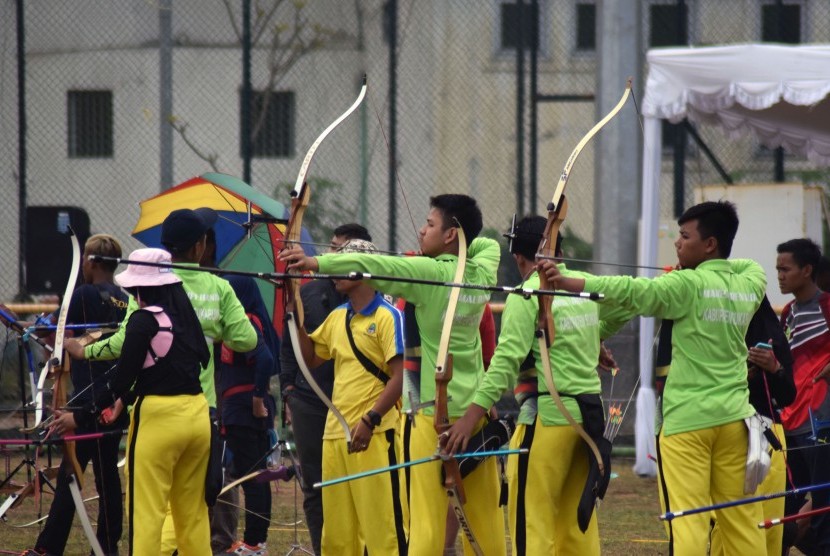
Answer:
115;248;182;289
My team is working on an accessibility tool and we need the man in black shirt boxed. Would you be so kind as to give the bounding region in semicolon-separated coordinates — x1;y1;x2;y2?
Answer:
24;234;129;556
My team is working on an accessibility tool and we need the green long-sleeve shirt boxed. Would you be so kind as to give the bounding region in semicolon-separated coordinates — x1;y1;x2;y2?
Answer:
316;238;500;417
472;268;633;426
583;258;766;436
84;264;257;407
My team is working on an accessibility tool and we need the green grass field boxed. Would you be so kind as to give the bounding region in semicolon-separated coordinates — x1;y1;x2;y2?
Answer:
0;454;672;555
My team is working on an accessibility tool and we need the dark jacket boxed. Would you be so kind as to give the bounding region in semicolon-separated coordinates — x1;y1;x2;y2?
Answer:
278;279;343;406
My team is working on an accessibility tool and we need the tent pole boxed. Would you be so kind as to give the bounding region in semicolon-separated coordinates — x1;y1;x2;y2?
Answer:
683;120;733;185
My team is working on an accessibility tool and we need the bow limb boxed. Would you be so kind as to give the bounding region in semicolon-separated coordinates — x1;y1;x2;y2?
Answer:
32;228;81;429
433;225;483;556
548;79;633;212
285;74;367;320
536;81;633;477
284;315;352;450
219;470;266;496
217;465;294;496
433;226;467;436
283;77;367;450
67;474;105;556
48;229;83;481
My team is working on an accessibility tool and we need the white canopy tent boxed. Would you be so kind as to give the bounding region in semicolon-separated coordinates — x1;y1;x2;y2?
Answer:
634;44;830;476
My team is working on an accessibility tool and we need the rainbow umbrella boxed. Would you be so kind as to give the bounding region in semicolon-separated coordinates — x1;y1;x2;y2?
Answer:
132;172;314;332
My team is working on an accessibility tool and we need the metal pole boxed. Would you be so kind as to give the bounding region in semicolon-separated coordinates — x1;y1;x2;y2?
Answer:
159;0;173;191
683;120;733;185
359;98;368;226
16;0;27;295
385;0;398;250
672;0;687;217
515;0;525;217
357;6;368;226
529;0;538;213
773;0;785;182
672;123;687;218
241;0;252;185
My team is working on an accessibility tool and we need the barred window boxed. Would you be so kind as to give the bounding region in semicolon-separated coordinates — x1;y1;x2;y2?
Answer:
499;1;539;51
67;90;113;158
575;2;596;51
241;90;295;158
762;3;801;43
649;3;688;47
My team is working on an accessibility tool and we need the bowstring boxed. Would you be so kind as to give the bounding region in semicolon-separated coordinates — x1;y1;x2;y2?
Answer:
369;96;419;247
81;285;113;547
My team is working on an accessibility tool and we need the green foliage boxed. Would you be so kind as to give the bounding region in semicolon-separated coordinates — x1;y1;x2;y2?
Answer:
561;225;593;261
275;177;356;243
790;169;830;185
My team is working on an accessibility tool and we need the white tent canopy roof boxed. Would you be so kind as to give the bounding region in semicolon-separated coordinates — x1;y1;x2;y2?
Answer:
643;44;830;164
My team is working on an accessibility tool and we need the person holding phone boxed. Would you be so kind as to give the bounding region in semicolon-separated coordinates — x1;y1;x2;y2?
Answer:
710;294;795;556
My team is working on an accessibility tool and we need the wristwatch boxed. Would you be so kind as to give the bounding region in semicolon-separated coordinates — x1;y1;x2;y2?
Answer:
366;409;382;428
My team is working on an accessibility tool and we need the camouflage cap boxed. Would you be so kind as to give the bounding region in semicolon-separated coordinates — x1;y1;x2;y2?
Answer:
336;239;379;254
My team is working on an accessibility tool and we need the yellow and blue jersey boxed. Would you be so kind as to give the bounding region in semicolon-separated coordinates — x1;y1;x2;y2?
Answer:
310;292;404;439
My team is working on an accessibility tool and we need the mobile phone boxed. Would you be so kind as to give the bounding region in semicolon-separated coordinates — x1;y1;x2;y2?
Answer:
755;342;772;350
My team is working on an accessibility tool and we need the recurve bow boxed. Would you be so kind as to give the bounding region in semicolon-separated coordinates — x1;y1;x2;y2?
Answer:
535;80;633;477
433;223;483;555
283;76;367;451
41;229;106;555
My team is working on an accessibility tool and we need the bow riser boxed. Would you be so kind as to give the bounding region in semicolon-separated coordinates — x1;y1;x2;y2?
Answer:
538;196;569;343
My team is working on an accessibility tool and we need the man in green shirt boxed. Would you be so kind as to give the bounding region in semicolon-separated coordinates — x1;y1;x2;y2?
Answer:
442;215;630;555
282;194;504;555
79;208;257;408
539;201;767;555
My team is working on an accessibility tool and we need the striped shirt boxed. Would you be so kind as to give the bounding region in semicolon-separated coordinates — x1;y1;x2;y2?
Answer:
781;291;830;434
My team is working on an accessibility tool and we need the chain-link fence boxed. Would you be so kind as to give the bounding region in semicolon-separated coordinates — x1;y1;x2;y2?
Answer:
5;0;829;296
2;0;829;433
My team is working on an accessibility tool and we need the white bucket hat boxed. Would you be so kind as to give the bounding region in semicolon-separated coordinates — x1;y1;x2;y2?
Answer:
115;248;182;289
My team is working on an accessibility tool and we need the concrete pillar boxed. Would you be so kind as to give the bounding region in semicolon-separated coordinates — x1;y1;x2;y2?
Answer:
594;0;643;443
595;0;642;268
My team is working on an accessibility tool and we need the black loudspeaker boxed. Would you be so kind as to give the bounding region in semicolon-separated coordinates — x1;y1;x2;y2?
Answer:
25;206;91;295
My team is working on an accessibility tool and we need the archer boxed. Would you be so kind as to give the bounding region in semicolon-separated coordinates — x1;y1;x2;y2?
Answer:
282;194;505;555
540;200;768;555
441;215;632;555
23;234;128;556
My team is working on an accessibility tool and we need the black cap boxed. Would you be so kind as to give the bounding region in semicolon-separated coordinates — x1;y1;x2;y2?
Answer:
504;215;546;259
160;208;218;253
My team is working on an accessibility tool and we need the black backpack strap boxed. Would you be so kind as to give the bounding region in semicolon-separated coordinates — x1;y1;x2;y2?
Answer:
345;310;389;385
